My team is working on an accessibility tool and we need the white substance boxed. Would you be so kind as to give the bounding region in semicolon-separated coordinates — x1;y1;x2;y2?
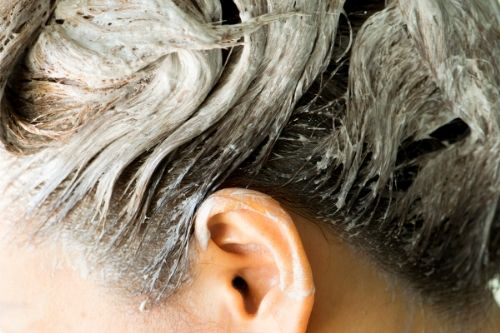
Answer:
285;287;316;300
488;277;500;307
240;11;252;22
260;201;314;300
194;201;214;250
139;299;149;312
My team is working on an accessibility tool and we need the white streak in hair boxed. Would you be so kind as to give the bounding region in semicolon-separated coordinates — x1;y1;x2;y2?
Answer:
488;277;500;308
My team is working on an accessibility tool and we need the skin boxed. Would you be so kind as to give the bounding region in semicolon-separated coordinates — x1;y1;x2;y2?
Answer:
0;189;498;332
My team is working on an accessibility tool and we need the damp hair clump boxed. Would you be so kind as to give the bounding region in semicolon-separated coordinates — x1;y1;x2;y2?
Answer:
0;0;499;326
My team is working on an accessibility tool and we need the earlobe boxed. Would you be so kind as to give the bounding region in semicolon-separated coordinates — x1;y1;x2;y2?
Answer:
191;188;315;333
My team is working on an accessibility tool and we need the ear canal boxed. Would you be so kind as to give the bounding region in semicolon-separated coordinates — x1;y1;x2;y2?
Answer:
207;211;281;315
231;275;256;314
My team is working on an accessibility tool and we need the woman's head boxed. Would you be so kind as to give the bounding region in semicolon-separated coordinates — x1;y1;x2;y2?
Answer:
0;0;499;331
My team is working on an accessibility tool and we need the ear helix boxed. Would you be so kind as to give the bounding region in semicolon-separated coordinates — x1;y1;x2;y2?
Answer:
194;188;315;301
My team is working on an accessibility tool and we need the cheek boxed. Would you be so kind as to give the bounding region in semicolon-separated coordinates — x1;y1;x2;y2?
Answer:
0;226;128;332
141;288;222;333
0;224;53;332
0;208;211;333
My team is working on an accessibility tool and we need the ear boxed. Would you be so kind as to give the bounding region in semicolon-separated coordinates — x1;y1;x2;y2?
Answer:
188;188;315;333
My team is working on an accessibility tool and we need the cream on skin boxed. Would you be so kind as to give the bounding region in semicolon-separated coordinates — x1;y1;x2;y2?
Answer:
2;189;500;332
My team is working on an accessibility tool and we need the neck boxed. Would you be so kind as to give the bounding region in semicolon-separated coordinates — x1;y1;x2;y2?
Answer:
291;212;500;333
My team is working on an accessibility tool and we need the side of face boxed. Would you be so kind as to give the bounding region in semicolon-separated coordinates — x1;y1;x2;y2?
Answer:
0;189;315;332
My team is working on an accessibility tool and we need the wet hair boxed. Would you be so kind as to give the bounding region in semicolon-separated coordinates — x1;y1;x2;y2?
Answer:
0;0;499;325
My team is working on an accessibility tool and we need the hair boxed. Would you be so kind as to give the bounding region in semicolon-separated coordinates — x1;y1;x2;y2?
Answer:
1;0;499;325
